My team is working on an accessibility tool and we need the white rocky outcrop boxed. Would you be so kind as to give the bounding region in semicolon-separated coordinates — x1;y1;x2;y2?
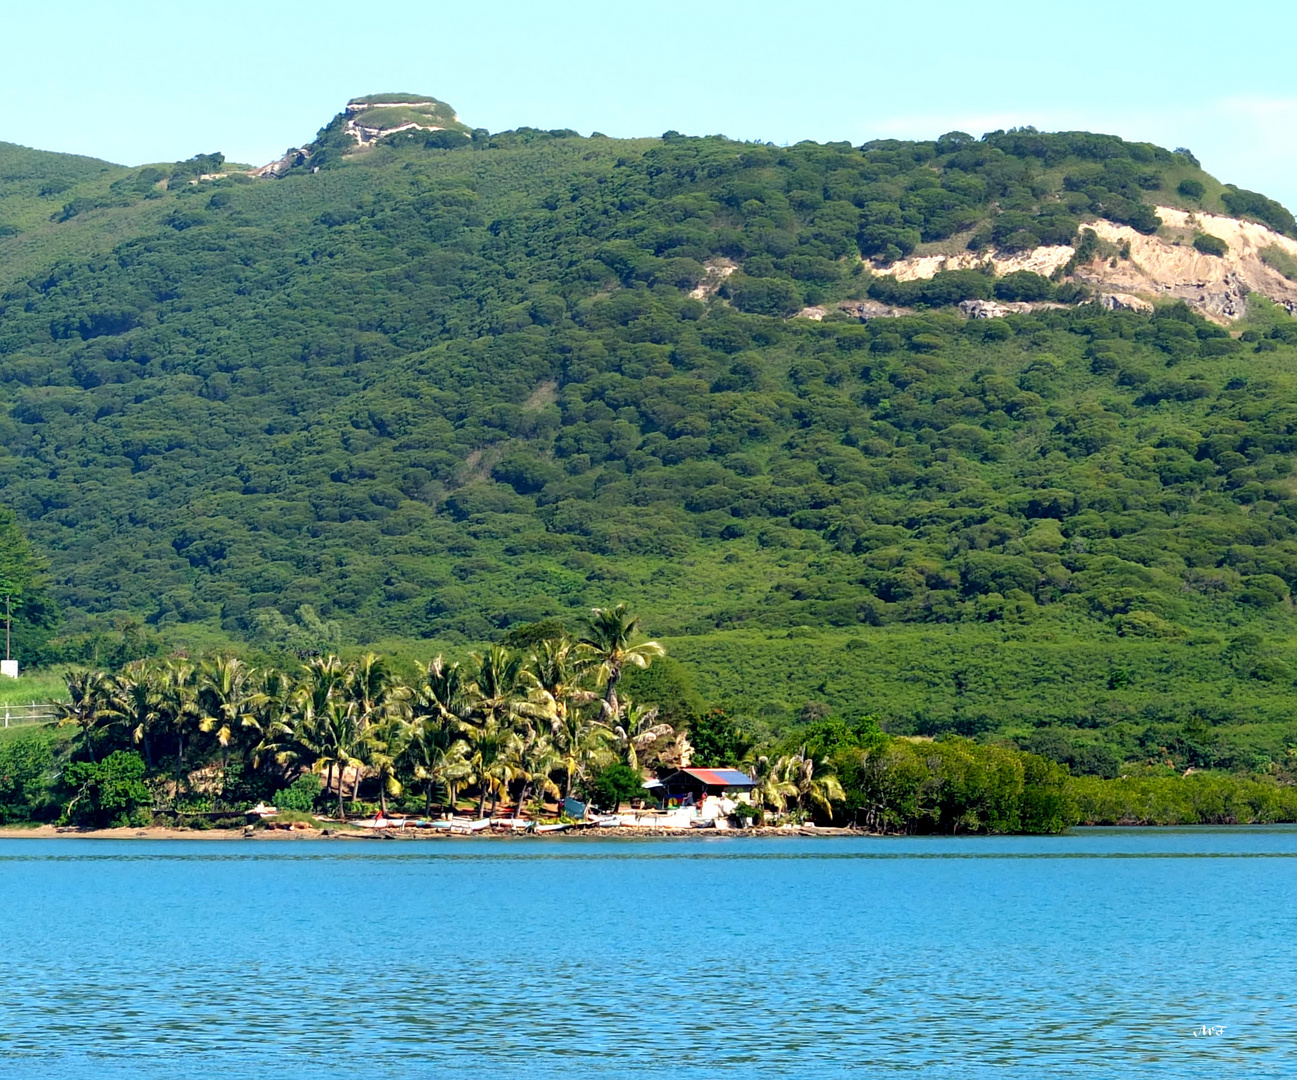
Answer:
689;259;738;299
344;100;457;146
959;299;1032;319
866;206;1297;322
1095;293;1154;314
876;246;1074;282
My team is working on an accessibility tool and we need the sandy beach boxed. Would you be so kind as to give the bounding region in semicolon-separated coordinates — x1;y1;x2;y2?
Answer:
0;823;853;840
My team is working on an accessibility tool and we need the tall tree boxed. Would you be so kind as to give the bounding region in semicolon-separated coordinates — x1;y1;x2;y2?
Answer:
407;656;473;814
608;699;673;773
579;605;664;722
0;506;55;659
531;638;602;798
102;662;165;770
56;670;110;763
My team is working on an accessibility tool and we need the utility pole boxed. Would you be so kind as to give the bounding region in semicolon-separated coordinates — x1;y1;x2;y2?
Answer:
0;594;15;679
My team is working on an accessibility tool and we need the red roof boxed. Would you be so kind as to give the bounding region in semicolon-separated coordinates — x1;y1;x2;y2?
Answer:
675;767;755;787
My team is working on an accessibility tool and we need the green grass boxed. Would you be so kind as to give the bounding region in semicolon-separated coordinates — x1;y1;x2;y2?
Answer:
1261;243;1297;281
349;93;450;107
0;671;69;712
350;105;463;131
4;117;1297;780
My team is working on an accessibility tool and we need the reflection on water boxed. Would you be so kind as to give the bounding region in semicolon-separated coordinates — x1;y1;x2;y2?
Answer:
1;828;1293;1079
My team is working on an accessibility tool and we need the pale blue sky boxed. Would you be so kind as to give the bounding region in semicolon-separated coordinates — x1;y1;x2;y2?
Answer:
4;0;1297;207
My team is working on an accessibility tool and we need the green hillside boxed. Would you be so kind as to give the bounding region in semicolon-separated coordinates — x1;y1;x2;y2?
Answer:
4;108;1297;774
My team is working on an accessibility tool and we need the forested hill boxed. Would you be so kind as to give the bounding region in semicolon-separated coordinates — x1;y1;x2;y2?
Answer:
5;104;1297;768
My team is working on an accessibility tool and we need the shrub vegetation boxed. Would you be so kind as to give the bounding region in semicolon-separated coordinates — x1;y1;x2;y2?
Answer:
1;117;1297;790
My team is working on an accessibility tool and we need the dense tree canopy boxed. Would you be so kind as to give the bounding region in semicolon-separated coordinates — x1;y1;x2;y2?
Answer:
2;118;1297;777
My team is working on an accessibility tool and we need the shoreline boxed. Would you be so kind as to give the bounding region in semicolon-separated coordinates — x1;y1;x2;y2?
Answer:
0;823;858;841
3;821;1293;840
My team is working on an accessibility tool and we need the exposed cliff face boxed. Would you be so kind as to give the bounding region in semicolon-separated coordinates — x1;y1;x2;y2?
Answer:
868;207;1297;323
342;95;467;146
1075;209;1297;321
253;95;471;176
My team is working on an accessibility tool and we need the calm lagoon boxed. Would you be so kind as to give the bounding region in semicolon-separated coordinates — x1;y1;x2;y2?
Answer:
0;828;1293;1079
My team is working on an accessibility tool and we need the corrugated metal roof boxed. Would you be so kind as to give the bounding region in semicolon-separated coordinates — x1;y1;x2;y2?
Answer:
677;767;755;787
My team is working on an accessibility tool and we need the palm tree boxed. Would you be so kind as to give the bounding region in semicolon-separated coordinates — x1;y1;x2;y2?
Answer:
157;658;200;795
579;604;664;720
462;645;548;817
462;716;521;819
55;670;110;763
343;653;408;811
782;748;846;821
532;637;602;799
347;652;408;724
197;656;263;754
362;721;404;815
751;754;796;818
287;656;350;815
469;645;545;731
407;656;473;815
551;704;610;801
608;699;673;773
312;695;366;819
103;661;165;769
242;666;297;774
405;713;471;816
510;727;562;819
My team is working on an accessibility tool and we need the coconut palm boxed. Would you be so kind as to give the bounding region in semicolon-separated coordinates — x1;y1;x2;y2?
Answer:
362;715;408;815
197;656;264;753
286;656;352;815
242;666;297;773
782;748;846;821
509;728;562;819
55;670;110;763
579;604;664;720
462;644;551;816
341;653;409;810
462;715;521;818
347;652;408;724
608;699;673;773
405;713;471;816
751;754;797;817
311;695;366;818
551;705;610;801
102;662;165;769
469;645;546;731
414;656;472;729
407;656;473;815
531;637;602;798
157;658;200;795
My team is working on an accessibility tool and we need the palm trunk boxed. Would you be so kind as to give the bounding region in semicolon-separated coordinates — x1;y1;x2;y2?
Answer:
604;664;621;720
83;724;96;764
513;781;530;819
336;766;345;819
350;766;360;812
379;776;388;815
142;730;154;770
477;789;487;818
425;781;433;817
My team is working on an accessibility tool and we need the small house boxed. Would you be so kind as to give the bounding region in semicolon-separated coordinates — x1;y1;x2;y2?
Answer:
657;767;755;808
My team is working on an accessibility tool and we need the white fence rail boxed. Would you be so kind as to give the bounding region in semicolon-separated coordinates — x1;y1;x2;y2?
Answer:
1;702;57;728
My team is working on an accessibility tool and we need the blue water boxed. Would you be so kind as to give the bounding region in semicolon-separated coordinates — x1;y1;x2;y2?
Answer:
0;829;1294;1079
